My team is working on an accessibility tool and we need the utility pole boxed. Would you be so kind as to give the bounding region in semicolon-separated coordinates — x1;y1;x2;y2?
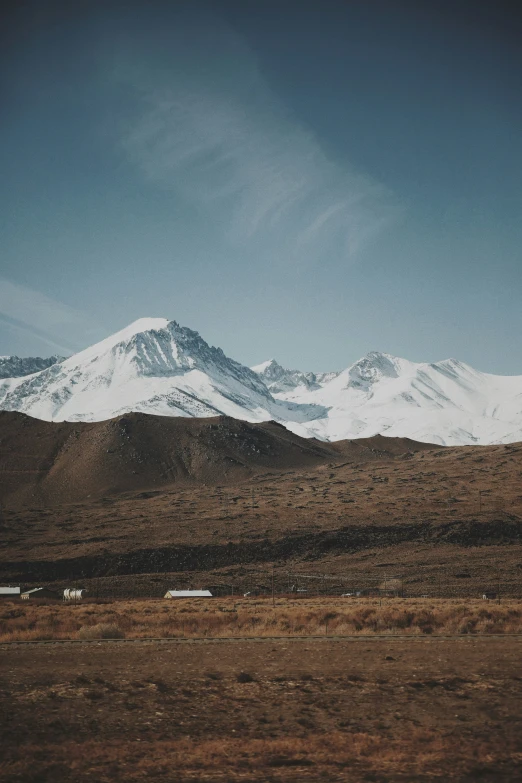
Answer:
272;565;275;608
479;490;483;513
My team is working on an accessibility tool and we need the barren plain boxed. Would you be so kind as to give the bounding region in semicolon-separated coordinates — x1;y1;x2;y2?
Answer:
1;630;521;782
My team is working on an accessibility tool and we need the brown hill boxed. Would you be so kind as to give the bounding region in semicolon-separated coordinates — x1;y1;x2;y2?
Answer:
4;411;522;597
329;433;435;460
0;411;431;507
0;412;323;505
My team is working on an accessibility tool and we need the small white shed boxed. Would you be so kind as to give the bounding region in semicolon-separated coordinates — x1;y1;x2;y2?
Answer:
0;586;20;599
164;590;212;599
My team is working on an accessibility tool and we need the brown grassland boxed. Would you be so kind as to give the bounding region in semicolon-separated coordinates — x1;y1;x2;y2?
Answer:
2;413;522;598
1;596;522;643
2;414;522;779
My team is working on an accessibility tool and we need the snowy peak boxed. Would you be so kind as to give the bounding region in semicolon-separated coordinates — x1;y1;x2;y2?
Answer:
251;359;280;375
344;352;403;391
252;358;337;395
1;319;522;446
0;318;317;425
63;318;267;394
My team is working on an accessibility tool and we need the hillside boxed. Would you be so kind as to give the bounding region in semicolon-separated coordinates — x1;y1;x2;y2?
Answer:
0;411;344;506
0;355;63;379
1;412;522;595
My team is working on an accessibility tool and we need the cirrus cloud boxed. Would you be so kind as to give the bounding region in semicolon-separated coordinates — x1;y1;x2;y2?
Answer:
110;10;403;265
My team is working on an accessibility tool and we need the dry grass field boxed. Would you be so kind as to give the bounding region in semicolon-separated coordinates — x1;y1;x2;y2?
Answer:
1;633;521;781
1;596;522;643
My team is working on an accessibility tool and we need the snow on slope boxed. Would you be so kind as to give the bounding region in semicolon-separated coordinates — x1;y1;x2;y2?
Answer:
1;320;522;446
253;352;522;446
0;319;324;426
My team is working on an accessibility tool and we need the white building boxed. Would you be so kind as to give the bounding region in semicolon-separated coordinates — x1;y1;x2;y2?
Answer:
164;590;212;598
0;586;20;598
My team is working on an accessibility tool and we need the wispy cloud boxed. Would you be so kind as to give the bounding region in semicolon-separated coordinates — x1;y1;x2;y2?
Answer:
0;278;104;355
110;11;402;264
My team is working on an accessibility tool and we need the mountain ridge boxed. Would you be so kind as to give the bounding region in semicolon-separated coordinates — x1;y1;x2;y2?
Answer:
1;318;522;446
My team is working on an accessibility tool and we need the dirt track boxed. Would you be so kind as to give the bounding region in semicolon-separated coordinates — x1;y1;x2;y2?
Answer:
2;632;522;647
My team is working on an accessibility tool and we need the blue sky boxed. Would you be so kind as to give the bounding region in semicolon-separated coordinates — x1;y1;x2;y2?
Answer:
1;0;521;373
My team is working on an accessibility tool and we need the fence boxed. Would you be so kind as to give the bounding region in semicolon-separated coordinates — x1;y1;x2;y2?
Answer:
25;566;522;601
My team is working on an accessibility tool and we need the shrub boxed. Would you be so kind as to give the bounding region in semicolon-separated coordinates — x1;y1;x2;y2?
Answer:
205;671;222;680
237;671;255;683
77;623;125;640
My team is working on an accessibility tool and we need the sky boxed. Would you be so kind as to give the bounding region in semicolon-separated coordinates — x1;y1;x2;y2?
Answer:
1;0;521;374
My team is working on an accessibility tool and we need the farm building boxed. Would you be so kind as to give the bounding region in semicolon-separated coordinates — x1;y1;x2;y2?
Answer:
0;586;20;599
164;590;212;598
21;588;60;601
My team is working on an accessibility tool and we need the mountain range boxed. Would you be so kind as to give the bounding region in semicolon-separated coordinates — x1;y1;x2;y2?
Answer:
1;317;521;446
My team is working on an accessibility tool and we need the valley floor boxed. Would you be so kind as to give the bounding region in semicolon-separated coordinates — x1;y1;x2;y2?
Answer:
1;633;521;782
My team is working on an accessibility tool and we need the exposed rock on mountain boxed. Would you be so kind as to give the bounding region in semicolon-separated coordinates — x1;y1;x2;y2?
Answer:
0;355;64;379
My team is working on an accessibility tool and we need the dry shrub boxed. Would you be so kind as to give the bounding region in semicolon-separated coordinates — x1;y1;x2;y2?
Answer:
2;730;518;780
1;597;522;642
77;623;125;640
236;671;255;683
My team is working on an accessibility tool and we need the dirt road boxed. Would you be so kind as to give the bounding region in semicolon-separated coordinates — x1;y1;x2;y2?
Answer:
2;632;522;647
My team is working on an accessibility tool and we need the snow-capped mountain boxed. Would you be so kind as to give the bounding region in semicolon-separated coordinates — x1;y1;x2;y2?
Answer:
251;359;339;394
0;319;323;426
252;351;522;446
1;320;522;446
0;355;64;379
